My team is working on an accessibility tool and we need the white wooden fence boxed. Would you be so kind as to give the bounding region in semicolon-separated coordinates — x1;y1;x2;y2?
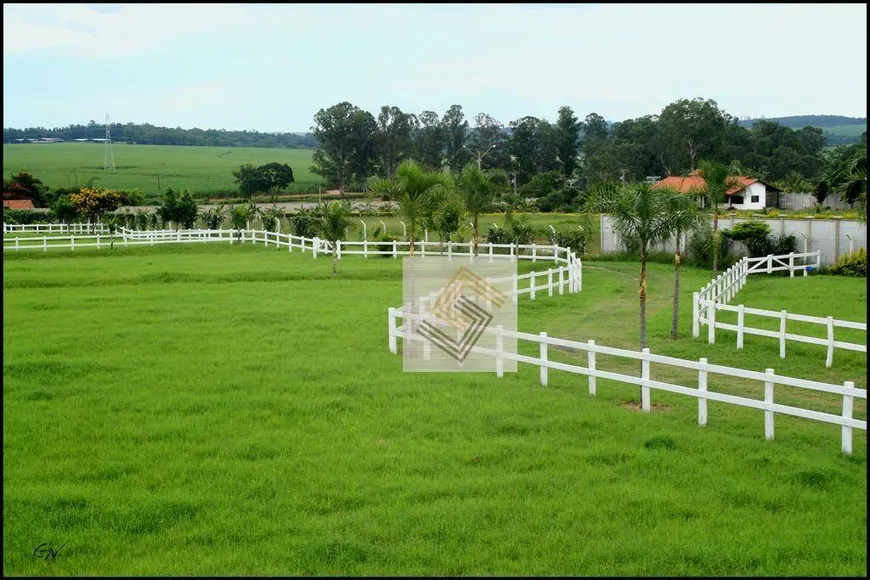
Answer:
3;226;583;295
388;308;866;455
691;251;865;367
3;222;109;234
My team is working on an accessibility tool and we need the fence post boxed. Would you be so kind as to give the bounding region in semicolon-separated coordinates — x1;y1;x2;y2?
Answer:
539;332;548;387
70;236;74;251
313;237;319;259
707;301;716;344
764;369;775;440
489;243;493;261
43;236;47;252
558;267;564;295
510;243;515;261
448;241;452;260
779;310;787;359
698;357;708;426
530;272;536;300
392;240;397;259
842;381;854;455
641;348;651;411
532;243;537;263
547;269;553;297
587;340;596;396
496;325;504;378
737;304;745;350
789;252;795;278
767;254;772;274
825;316;835;368
388;308;398;354
692;292;700;338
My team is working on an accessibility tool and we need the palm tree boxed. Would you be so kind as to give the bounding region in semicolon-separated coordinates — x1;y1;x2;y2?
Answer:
457;162;498;255
664;189;705;340
228;202;257;241
317;201;353;274
697;160;742;277
585;181;674;350
102;213;121;249
370;160;448;256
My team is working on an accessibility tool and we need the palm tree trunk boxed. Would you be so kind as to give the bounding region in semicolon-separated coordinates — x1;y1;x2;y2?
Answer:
639;250;648;403
639;251;647;350
409;218;415;256
712;200;719;277
332;251;337;275
670;233;681;340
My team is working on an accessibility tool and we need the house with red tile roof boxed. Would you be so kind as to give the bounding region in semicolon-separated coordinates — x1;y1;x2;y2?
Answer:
652;171;781;210
3;199;35;210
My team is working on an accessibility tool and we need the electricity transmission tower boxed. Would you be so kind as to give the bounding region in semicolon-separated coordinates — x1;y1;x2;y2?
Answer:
104;114;115;170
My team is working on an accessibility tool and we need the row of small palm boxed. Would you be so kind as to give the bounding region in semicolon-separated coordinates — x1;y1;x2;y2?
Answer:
367;159;499;257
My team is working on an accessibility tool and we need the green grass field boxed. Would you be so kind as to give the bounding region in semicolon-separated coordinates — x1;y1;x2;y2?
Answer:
2;143;323;195
3;244;866;576
823;124;868;138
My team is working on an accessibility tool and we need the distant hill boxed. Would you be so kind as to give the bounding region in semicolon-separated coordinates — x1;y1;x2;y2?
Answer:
737;115;866;146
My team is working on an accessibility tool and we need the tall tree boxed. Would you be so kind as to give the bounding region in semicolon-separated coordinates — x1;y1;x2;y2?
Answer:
555;106;581;178
467;112;510;171
583;112;609;141
413;110;445;170
310;102;378;196
441;105;471;172
585;182;675;353
370;160;449;256
375;106;416;178
658;98;728;174
258;162;295;194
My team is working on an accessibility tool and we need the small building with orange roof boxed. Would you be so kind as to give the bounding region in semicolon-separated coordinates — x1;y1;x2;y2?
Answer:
653;170;781;210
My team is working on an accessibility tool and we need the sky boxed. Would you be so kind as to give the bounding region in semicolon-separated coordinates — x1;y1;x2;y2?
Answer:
3;3;867;133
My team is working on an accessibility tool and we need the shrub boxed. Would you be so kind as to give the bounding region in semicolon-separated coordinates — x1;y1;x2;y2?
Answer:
537;189;577;213
687;222;729;268
290;215;319;238
377;234;399;257
1;209;46;224
768;233;797;256
828;248;867;277
722;221;771;257
553;229;588;255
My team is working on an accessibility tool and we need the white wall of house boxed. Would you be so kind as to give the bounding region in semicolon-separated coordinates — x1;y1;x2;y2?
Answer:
727;182;767;210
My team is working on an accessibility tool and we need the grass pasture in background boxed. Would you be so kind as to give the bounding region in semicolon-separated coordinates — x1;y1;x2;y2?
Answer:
2;142;323;196
3;244;866;576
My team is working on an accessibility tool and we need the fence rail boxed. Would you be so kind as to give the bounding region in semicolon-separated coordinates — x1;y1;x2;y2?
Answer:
690;250;864;367
4;226;583;295
388;308;866;455
3;222;109;234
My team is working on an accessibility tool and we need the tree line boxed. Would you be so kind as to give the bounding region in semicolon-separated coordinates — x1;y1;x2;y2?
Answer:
308;98;865;201
3;122;317;149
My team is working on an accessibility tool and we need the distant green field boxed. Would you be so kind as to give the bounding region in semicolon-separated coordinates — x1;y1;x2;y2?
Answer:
2;143;323;196
822;124;867;138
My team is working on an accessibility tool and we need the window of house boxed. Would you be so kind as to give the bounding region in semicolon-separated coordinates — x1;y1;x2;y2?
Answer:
751;195;759;203
730;195;744;205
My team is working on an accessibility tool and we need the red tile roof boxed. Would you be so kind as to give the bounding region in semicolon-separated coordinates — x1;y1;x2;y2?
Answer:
652;174;758;196
3;199;35;209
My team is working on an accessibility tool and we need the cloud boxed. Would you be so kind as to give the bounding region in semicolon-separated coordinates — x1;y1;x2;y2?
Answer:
2;3;251;58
